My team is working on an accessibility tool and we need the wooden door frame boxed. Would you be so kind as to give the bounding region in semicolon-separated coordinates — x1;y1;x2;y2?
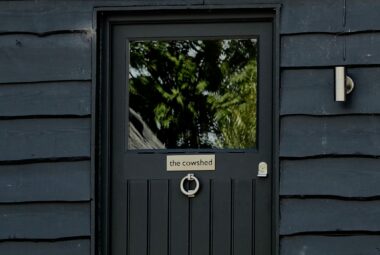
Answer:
93;5;281;255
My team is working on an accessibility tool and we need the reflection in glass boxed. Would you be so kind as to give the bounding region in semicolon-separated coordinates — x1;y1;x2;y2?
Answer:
128;39;257;149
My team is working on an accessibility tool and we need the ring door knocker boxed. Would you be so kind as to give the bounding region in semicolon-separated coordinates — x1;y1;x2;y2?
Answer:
180;173;200;198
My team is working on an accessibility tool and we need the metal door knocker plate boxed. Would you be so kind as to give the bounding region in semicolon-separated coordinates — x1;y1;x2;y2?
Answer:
180;174;200;198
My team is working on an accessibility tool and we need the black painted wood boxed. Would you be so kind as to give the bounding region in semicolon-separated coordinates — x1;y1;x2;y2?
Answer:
280;199;380;235
281;34;343;67
233;179;253;255
281;0;343;34
149;180;169;255
281;68;380;115
0;81;91;117
212;179;232;255
0;118;90;161
169;179;189;255
108;14;274;255
282;33;380;67
0;202;90;239
281;158;380;197
0;0;203;34
346;33;380;65
0;239;90;255
205;0;281;4
116;178;258;254
346;0;380;32
128;180;148;255
280;115;380;157
0;161;90;202
0;34;91;84
281;235;380;255
191;179;210;255
0;2;93;33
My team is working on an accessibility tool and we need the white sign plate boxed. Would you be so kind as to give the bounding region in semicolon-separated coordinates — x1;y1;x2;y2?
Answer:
167;155;215;171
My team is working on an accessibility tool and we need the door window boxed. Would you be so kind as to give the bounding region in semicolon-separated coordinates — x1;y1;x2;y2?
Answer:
128;39;258;149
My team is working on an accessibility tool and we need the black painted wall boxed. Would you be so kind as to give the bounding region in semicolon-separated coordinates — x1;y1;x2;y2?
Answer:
0;0;379;254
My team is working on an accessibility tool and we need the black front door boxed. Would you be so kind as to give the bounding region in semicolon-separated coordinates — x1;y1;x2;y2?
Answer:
106;10;273;255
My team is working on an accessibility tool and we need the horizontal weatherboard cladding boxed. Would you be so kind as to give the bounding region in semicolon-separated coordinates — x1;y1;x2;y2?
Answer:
346;33;380;65
0;161;91;202
204;0;282;4
13;0;364;12
280;115;380;157
279;2;380;254
0;0;204;34
0;0;375;71
0;2;93;33
0;118;91;161
281;34;342;67
0;1;96;253
280;158;380;197
281;33;380;67
346;0;380;32
280;199;380;235
281;68;380;115
0;202;90;239
281;235;380;255
0;34;91;84
0;81;91;117
0;239;90;255
281;0;344;34
0;1;379;255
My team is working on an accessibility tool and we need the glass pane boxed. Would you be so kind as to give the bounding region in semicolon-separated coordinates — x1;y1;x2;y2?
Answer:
128;39;257;149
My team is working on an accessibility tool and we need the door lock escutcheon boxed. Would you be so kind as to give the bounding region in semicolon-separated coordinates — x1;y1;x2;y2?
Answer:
257;162;268;177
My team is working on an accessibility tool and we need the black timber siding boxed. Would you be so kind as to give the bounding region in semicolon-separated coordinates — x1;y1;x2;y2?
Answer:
279;1;380;254
0;1;379;255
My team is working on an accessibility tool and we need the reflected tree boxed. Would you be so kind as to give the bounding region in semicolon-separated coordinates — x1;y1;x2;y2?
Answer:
129;39;257;149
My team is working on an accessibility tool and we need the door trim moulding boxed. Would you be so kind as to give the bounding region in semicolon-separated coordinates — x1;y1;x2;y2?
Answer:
92;5;280;255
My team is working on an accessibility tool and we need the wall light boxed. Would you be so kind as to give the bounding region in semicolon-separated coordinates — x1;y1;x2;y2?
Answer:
335;66;355;102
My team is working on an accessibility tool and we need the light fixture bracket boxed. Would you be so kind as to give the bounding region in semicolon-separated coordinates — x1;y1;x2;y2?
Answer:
346;76;355;95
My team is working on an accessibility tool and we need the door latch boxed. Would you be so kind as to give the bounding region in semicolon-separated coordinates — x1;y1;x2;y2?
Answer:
257;162;268;177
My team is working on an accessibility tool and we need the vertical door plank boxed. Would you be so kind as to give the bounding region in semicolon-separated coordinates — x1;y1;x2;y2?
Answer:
128;180;148;255
233;179;253;255
170;179;189;255
191;179;210;255
212;179;232;255
149;180;169;255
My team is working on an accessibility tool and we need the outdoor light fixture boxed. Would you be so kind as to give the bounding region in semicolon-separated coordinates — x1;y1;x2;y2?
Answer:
335;66;354;102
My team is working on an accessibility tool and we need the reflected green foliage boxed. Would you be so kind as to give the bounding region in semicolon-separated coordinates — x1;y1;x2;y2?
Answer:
129;39;257;149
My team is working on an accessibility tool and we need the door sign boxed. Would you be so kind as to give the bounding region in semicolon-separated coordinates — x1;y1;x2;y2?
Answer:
167;155;215;171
